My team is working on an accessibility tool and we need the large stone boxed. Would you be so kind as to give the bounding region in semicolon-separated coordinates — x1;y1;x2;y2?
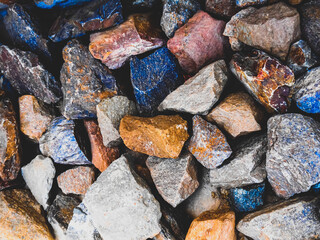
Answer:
120;115;189;158
267;113;320;198
224;2;300;60
205;0;240;18
167;10;227;74
158;60;228;115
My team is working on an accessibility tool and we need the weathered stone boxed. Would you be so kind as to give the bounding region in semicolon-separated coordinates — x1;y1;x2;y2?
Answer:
167;11;227;74
230;49;295;113
206;92;263;138
206;0;240;18
237;196;320;240
120;115;189;158
90;14;165;69
224;2;300;60
97;96;137;147
267;113;320;198
34;0;90;8
188;116;232;169
158;60;228;115
236;0;266;7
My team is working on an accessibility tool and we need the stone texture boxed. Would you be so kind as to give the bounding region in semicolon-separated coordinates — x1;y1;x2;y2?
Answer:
206;0;240;18
289;0;303;4
123;0;159;8
167;10;227;74
188;116;232;169
158;60;228;115
224;2;300;60
229;37;245;51
230;49;295;113
152;222;181;240
34;0;91;8
120;115;189;158
236;0;266;7
0;0;15;9
206;92;263;138
89;14;165;69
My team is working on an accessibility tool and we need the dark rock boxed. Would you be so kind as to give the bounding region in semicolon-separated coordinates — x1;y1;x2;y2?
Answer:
205;0;240;18
0;0;15;9
235;0;266;7
122;0;159;8
312;182;320;193
34;0;91;9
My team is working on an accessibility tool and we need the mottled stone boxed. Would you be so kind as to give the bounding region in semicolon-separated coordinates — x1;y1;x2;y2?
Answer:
120;115;189;158
188;116;232;169
158;60;228;115
224;2;300;60
230;49;295;113
267;113;320;198
167;11;227;74
236;0;266;7
206;0;239;18
90;14;165;69
34;0;91;8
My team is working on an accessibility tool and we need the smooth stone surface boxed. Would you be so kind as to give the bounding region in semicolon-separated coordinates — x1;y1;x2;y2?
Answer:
205;0;239;18
158;60;228;115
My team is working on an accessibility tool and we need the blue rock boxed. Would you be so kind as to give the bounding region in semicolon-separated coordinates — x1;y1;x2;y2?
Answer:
312;182;320;193
34;0;91;9
130;47;182;114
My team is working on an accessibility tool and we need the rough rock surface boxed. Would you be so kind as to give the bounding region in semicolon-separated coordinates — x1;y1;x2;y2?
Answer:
235;0;266;7
120;115;189;158
205;0;239;18
158;60;228;115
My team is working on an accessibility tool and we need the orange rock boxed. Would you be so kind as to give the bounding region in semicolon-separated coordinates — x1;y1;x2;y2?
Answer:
119;115;189;158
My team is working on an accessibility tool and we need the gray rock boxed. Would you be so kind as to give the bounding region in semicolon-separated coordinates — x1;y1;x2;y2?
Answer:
146;152;199;207
158;60;228;115
237;197;320;240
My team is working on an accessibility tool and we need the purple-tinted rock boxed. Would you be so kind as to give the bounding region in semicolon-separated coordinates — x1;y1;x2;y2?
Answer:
205;0;240;18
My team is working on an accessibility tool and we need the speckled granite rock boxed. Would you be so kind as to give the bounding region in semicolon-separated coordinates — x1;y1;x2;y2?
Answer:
205;0;239;18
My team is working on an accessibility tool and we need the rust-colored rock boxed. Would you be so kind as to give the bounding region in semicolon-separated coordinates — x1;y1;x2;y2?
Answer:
288;0;303;5
119;115;189;158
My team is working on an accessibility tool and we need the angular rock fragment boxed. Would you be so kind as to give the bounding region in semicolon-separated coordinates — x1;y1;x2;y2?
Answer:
230;49;295;113
90;14;165;69
120;115;188;158
158;60;228;115
205;0;239;18
188;116;232;169
34;0;91;9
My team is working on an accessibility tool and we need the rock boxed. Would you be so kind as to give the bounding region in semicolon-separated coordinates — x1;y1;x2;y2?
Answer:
97;95;137;147
167;10;227;74
158;60;228;115
49;0;123;42
229;37;245;51
237;196;320;240
120;115;189;158
123;0;159;8
230;49;295;113
152;222;181;240
130;47;182;114
89;14;165;69
0;45;62;104
34;0;90;8
267;113;320;198
210;134;267;189
19;95;55;142
205;0;240;18
60;40;117;119
312;182;320;193
0;0;15;9
57;166;95;195
39;117;91;165
289;0;303;4
236;0;266;7
0;178;17;191
160;206;186;240
206;92;263;138
146;152;199;207
0;189;54;240
188;116;232;169
224;2;300;60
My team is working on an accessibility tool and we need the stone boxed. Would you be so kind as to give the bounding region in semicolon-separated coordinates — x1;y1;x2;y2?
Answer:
49;0;123;42
130;47;182;114
0;178;17;190
167;10;227;74
229;37;245;51
40;117;91;165
237;196;320;240
60;40;117;119
19;95;55;142
34;0;91;8
267;113;320;198
236;0;266;7
158;60;228;115
230;49;295;113
120;115;189;158
0;189;54;240
210;134;267;189
289;0;303;4
57;166;95;195
89;14;165;69
205;0;240;18
146;152;199;207
0;0;15;9
82;156;162;239
206;92;263;138
0;45;62;104
312;182;320;193
188;115;232;169
152;222;181;240
224;2;300;60
97;95;137;147
123;0;159;8
160;0;200;38
160;206;186;239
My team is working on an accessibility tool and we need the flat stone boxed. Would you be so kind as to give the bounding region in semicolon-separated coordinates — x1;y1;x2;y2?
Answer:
167;10;227;74
158;60;228;115
205;0;240;18
146;152;199;207
89;14;165;69
230;49;295;113
224;2;300;60
206;92;263;138
97;95;137;147
267;113;320;198
34;0;91;8
188;115;232;169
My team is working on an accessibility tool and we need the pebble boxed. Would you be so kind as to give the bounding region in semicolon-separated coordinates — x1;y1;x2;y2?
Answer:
205;0;240;18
